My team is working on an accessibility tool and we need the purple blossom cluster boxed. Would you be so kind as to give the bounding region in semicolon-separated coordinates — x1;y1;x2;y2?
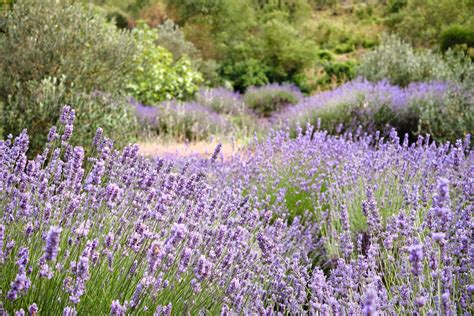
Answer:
1;105;472;314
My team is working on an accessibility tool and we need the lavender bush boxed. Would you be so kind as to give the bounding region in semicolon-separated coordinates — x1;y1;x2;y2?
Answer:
244;83;303;117
1;106;472;314
133;100;230;141
196;88;246;115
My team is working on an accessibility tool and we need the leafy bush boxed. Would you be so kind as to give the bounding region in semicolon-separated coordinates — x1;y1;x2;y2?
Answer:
155;19;221;86
220;58;269;92
127;22;203;105
0;0;136;99
385;0;474;47
103;6;130;29
2;77;137;154
440;24;474;52
244;84;302;117
357;34;473;87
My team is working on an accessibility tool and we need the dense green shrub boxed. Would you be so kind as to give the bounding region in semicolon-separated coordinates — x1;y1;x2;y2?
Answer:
413;88;474;143
244;84;302;117
440;24;474;52
3;77;137;154
155;19;221;86
385;0;474;47
357;34;473;87
104;6;130;29
127;22;203;105
220;58;269;93
0;0;136;100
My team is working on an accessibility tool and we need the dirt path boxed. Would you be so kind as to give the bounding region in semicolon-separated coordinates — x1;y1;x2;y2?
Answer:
138;139;243;159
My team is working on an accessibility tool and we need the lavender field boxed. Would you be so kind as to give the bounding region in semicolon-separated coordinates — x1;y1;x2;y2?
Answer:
1;0;473;315
1;105;472;315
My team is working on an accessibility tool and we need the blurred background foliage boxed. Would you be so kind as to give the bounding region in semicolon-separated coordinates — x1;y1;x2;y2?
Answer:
0;0;472;154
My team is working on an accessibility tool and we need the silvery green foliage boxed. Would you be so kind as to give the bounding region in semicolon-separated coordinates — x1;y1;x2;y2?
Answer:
357;34;473;87
0;0;136;98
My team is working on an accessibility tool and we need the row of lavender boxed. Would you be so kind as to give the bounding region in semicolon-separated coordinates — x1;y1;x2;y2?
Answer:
134;79;472;143
2;106;472;314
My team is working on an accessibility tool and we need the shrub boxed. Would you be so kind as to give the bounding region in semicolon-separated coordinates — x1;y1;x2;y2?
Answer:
440;24;474;52
0;0;137;153
0;0;136;99
2;77;137;154
412;86;474;143
104;6;130;29
385;0;474;47
244;84;302;117
155;20;221;86
357;34;473;87
127;22;203;105
134;100;229;141
196;87;245;115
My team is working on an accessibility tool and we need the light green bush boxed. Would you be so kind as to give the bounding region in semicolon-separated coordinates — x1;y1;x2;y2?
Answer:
127;22;203;105
357;34;473;87
0;0;136;100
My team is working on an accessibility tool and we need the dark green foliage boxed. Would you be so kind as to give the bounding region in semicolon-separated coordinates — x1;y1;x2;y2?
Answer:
105;7;130;28
440;24;474;52
221;59;269;93
385;0;474;47
387;0;407;14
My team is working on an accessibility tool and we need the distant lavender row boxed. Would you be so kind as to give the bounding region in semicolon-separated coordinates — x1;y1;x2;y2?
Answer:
132;79;471;142
273;79;472;141
133;98;231;141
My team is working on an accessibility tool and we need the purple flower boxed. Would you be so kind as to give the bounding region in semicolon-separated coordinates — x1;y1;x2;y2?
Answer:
110;300;127;316
44;226;62;261
408;243;424;276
